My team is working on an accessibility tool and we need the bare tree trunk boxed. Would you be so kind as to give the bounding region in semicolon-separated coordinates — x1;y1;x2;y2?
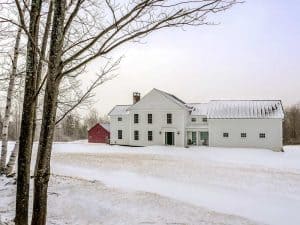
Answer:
31;0;65;224
4;2;52;179
5;78;23;176
15;0;42;224
33;1;53;177
5;141;19;176
31;82;60;225
0;25;22;174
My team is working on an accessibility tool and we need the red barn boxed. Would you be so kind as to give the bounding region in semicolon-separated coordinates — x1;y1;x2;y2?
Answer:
88;123;110;143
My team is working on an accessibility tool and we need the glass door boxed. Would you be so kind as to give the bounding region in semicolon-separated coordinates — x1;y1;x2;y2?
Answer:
199;132;209;146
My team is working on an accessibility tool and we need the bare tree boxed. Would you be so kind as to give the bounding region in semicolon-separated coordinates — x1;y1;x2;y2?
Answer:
1;0;239;224
14;0;43;223
5;75;25;176
0;3;26;174
83;108;108;129
32;1;237;224
55;58;120;125
283;104;300;144
0;112;3;138
31;1;66;223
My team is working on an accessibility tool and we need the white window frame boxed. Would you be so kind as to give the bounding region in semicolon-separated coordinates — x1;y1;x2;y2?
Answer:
167;113;172;124
259;133;266;138
134;130;139;140
148;114;152;124
148;131;153;141
241;133;247;138
118;130;122;139
223;132;229;138
134;114;139;124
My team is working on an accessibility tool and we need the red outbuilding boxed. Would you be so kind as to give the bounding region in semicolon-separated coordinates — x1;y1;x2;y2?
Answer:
88;123;110;143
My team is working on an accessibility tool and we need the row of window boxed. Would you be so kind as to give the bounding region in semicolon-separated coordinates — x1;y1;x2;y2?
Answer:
118;114;208;124
118;131;266;141
118;130;153;141
191;117;207;123
118;114;154;123
119;113;173;124
119;114;209;124
223;132;266;138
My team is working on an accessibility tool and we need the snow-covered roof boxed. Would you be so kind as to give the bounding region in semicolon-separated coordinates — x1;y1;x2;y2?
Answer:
155;89;189;110
108;105;131;116
108;90;284;119
99;123;110;131
207;100;284;119
186;103;209;116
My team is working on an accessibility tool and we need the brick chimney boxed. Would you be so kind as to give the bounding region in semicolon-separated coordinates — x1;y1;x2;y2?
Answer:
133;92;140;104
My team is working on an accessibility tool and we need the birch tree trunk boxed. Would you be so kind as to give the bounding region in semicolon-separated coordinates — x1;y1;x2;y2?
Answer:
5;76;24;176
4;2;52;179
5;141;19;176
0;25;22;174
15;0;42;224
31;0;65;224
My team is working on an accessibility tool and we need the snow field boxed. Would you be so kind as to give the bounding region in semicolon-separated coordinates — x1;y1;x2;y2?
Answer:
1;142;300;225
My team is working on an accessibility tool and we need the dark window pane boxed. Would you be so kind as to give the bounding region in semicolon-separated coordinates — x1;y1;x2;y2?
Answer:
148;131;153;141
192;132;197;145
118;130;122;139
200;132;209;140
259;133;266;138
134;130;139;140
134;114;139;123
167;113;172;124
148;114;152;124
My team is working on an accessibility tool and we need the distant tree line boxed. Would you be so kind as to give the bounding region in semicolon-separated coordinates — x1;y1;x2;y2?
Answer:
0;108;108;142
54;109;109;141
283;104;300;145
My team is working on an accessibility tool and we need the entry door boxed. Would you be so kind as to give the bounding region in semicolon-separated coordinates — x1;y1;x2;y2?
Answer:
165;132;175;145
191;132;197;145
199;131;209;146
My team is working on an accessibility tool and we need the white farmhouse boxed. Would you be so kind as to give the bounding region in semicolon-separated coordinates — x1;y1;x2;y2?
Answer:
109;89;284;151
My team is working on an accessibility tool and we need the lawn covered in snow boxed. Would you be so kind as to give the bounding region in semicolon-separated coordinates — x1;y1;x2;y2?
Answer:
1;142;300;225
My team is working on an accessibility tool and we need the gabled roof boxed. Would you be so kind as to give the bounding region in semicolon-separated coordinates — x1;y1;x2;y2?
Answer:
108;105;131;116
186;103;209;116
108;89;284;119
99;123;110;131
154;88;190;110
127;88;190;111
88;122;110;132
207;100;284;119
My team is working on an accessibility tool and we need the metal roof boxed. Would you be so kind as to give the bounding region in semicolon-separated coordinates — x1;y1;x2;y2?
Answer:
207;100;284;119
108;90;284;119
108;105;131;116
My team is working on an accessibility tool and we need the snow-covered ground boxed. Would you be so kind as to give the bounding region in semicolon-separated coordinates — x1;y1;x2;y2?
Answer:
1;142;300;225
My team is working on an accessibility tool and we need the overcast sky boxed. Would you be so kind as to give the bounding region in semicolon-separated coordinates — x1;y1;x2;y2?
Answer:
85;0;300;116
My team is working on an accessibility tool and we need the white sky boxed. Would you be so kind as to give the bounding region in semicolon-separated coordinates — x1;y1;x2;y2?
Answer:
83;0;300;116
